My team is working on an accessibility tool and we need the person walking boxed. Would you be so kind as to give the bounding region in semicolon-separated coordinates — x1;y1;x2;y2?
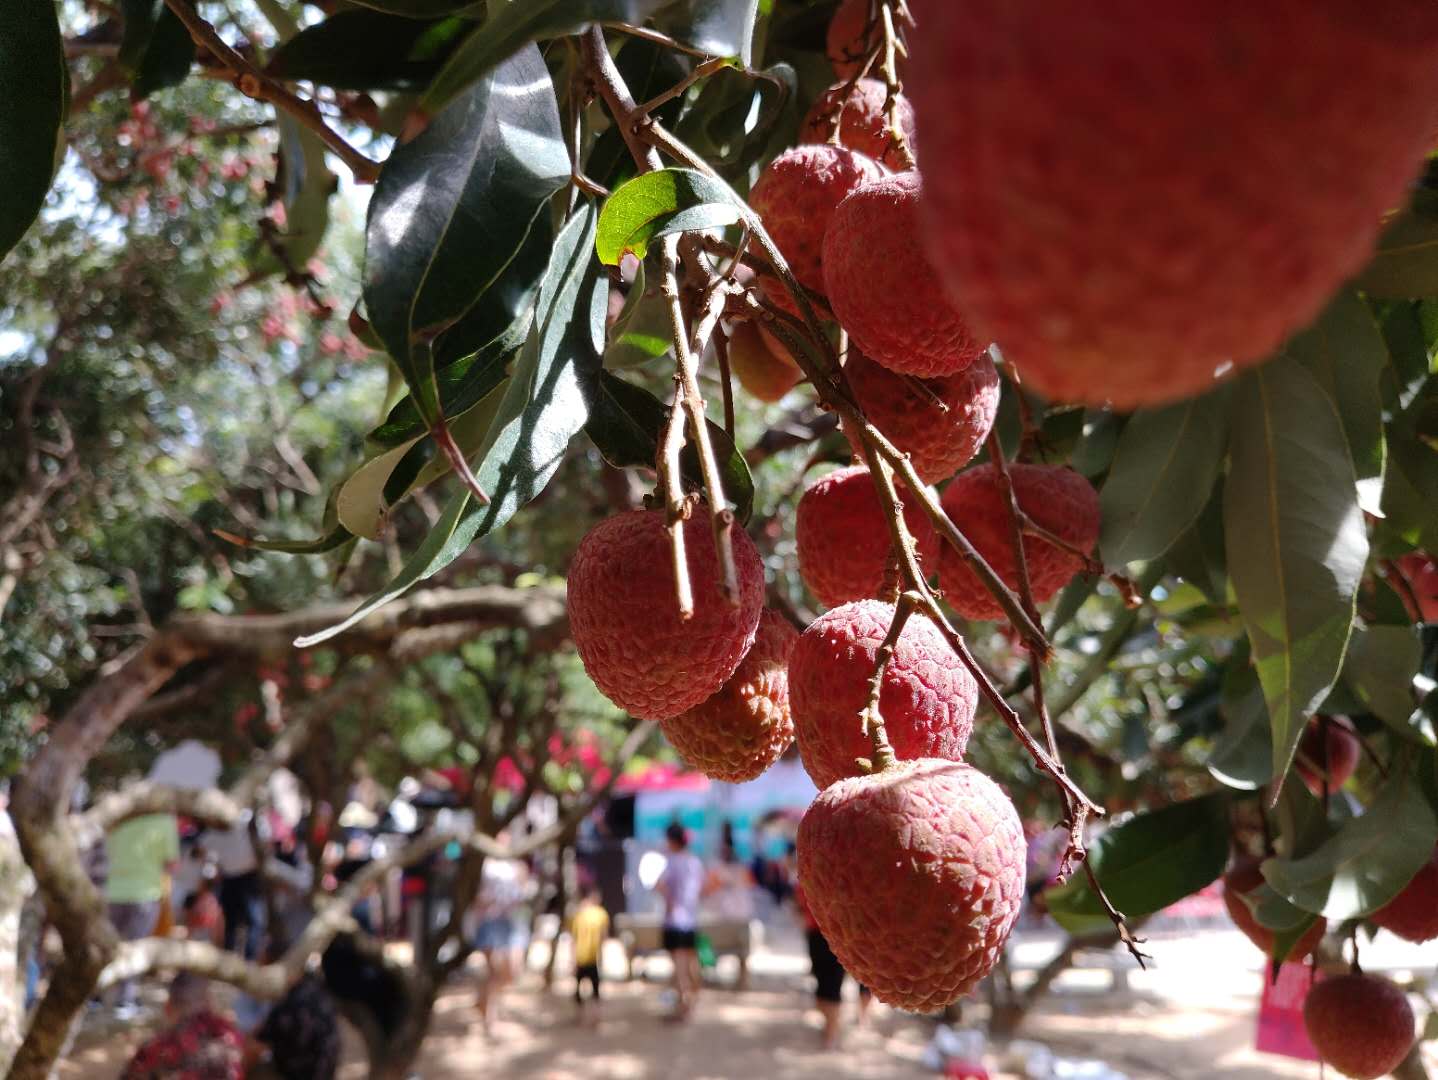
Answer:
568;885;609;1027
655;823;704;1022
104;811;179;1017
795;882;871;1049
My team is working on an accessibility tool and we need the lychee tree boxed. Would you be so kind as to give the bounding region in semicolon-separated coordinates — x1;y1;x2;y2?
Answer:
5;1;1438;1077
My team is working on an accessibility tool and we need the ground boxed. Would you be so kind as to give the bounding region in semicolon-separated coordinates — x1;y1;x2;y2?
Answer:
57;926;1438;1079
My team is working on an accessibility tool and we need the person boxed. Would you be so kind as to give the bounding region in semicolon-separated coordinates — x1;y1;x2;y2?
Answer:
655;822;704;1022
104;811;179;1017
182;864;224;947
703;841;756;922
471;851;530;1034
247;973;341;1080
795;882;870;1049
203;813;267;960
569;885;609;1026
120;972;244;1079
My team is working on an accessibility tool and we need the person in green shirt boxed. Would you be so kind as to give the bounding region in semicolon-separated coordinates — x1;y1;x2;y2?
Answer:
104;812;179;1016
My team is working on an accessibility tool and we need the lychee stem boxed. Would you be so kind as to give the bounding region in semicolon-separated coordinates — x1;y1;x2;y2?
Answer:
859;590;920;771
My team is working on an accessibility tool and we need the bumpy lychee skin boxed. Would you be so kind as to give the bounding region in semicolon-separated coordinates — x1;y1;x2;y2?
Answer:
1371;844;1438;944
661;610;799;783
826;0;882;80
801;78;916;171
1220;857;1326;961
938;463;1101;621
790;600;977;790
748;144;883;317
797;759;1026;1011
844;350;1000;484
908;2;1438;409
1303;973;1415;1080
824;172;985;378
726;319;801;403
796;465;938;608
568;510;764;721
1294;715;1362;799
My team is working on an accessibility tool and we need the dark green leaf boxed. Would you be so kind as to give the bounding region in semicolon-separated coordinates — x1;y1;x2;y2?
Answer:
677;61;796;175
1225;358;1369;792
336;439;424;540
1263;761;1438;919
588;39;688;189
1099;387;1230;565
299;203;605;647
1356;191;1438;299
421;0;664;114
0;0;64;261
1164;485;1227;605
250;121;335;279
1381;427;1438;552
365;42;568;418
1208;657;1273;791
1288;291;1388;515
369;347;515;448
585;370;755;523
596;168;740;265
1043;792;1230;930
653;0;759;62
266;12;473;90
346;0;484;17
130;7;195;97
604;261;673;369
1344;623;1429;740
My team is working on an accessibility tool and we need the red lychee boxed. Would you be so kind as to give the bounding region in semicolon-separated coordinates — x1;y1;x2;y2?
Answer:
568;509;764;720
748;143;883;317
726;319;801;403
1394;551;1438;623
824;172;985;378
789;600;977;790
826;0;882;80
844;349;1000;484
1220;857;1326;961
1293;715;1361;799
1371;843;1438;944
938;463;1100;621
1303;973;1415;1080
661;609;799;782
796;465;938;609
797;759;1026;1011
908;2;1438;409
801;77;916;172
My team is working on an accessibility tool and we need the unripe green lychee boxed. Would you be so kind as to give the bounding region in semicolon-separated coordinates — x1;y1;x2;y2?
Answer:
844;349;1000;484
797;759;1026;1011
938;463;1100;621
726;320;801;403
661;609;799;782
1220;857;1326;961
789;600;977;790
1371;843;1438;944
801;77;916;172
568;509;764;720
1303;973;1415;1080
824;172;985;378
908;1;1438;408
748;144;883;318
796;465;937;609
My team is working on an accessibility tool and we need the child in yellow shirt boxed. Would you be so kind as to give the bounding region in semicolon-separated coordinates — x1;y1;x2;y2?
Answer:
569;887;609;1025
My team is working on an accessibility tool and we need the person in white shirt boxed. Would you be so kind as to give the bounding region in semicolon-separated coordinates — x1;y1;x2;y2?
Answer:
655;823;704;1021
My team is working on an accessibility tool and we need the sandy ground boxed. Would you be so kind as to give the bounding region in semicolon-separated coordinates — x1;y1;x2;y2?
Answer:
56;927;1438;1079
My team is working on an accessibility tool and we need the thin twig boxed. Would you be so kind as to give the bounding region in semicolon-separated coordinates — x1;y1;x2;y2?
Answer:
1084;860;1152;967
876;1;916;169
638;56;732;116
715;325;737;439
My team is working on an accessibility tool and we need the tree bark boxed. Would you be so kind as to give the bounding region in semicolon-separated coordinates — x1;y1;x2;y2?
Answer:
0;815;33;1075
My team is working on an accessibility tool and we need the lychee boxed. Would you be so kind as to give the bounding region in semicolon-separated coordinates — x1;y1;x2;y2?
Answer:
801;77;916;171
1371;843;1438;944
796;465;938;609
844;349;1000;484
1303;973;1415;1080
827;0;881;81
661;609;799;782
789;599;977;790
748;144;883;317
1293;715;1361;799
568;509;764;720
824;172;985;378
908;2;1438;408
1220;857;1326;961
1394;551;1438;623
797;759;1026;1011
938;463;1100;621
726;319;801;403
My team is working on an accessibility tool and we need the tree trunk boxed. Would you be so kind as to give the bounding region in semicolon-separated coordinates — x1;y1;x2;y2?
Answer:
0;815;33;1075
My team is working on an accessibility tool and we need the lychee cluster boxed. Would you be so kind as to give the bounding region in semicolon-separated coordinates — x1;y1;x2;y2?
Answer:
1220;857;1326;962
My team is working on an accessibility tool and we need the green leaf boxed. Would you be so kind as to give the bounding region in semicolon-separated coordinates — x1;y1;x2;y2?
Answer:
596;168;740;265
346;0;485;17
421;0;665;115
1262;761;1438;919
365;42;568;418
604;261;673;369
298;203;605;648
585;370;755;523
1164;485;1228;605
1043;792;1231;931
1099;387;1231;565
1381;427;1438;552
1208;656;1273;791
0;0;64;261
218;523;354;555
130;7;196;98
652;0;758;62
1344;623;1429;741
1356;191;1438;299
336;439;425;540
369;346;515;448
266;12;473;90
1288;291;1388;515
249;120;335;279
1225;358;1369;792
